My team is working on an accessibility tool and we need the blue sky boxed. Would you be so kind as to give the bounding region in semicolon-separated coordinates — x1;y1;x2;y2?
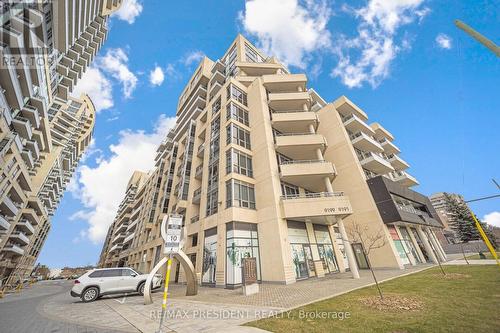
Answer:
38;0;500;268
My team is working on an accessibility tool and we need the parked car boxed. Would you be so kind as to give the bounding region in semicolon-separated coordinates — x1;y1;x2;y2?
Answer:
70;267;162;302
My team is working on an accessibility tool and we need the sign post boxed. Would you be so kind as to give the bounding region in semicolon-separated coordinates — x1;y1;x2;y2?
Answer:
156;214;183;333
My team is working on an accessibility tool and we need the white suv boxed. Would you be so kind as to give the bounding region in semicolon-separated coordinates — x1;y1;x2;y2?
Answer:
70;267;162;302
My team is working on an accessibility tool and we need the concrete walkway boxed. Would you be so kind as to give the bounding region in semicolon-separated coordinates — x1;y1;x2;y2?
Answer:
444;259;499;265
39;264;435;333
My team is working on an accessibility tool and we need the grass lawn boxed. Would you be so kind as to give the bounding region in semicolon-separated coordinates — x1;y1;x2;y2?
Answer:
466;252;500;260
246;266;500;333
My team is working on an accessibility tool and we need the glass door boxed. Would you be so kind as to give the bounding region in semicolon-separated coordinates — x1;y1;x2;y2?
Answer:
303;245;316;277
318;244;339;273
290;244;309;279
352;243;369;269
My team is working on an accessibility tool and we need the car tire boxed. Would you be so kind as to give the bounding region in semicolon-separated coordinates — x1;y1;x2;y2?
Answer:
81;287;99;302
138;282;145;295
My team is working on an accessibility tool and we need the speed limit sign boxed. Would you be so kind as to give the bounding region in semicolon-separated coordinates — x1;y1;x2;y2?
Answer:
163;215;183;254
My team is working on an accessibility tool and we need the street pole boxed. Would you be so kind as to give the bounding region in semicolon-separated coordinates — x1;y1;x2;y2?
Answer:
454;20;500;57
157;254;173;333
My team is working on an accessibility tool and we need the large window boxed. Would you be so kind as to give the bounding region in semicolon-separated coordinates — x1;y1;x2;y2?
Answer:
226;102;249;126
244;43;264;63
202;228;217;284
281;182;299;198
226;179;256;209
226;148;253;177
227;85;247;106
226;222;261;287
226;123;251;149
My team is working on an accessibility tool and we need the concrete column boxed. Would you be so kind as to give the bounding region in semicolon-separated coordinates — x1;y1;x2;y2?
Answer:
430;229;448;261
416;226;438;264
395;225;416;266
328;225;346;272
337;220;360;279
406;226;425;263
426;228;447;262
316;148;324;161
308;123;315;134
305;221;325;278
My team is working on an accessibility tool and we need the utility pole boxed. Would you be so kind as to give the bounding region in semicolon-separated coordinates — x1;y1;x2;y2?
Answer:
454;20;499;57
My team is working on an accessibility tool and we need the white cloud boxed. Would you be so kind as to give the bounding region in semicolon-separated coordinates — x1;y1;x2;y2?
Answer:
332;0;430;88
98;48;138;99
484;211;500;228
72;67;113;112
112;0;143;24
149;65;165;86
182;51;205;67
70;115;176;243
239;0;331;68
436;33;452;49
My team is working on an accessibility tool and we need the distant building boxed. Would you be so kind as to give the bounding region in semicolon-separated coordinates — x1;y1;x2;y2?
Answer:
60;266;94;279
429;192;466;245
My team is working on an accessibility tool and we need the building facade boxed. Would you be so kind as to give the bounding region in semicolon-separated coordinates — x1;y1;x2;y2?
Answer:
99;35;446;287
430;192;467;245
0;0;122;284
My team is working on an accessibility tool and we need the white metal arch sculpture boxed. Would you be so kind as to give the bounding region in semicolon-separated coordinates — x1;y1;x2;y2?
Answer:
143;215;198;305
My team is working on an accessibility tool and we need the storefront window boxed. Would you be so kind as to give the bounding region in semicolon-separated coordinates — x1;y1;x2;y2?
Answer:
388;226;410;265
202;228;217;284
225;222;260;287
398;226;421;263
314;225;339;274
287;221;315;279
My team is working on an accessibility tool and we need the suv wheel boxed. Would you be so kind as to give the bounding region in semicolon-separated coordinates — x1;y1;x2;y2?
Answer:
138;282;145;295
81;287;99;302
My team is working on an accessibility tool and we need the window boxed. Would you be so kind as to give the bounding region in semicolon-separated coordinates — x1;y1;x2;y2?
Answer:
227;85;247;106
191;233;198;247
226;102;249;126
88;271;103;278
226;149;253;177
226;222;261;286
281;182;299;197
100;269;121;277
244;43;264;63
212;97;221;115
121;269;136;276
226;124;251;149
226;179;256;209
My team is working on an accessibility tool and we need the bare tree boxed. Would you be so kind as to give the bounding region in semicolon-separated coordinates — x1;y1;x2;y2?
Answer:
347;221;387;300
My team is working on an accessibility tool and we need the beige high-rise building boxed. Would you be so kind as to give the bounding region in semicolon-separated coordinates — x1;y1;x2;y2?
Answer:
99;35;446;287
430;192;465;245
0;0;122;284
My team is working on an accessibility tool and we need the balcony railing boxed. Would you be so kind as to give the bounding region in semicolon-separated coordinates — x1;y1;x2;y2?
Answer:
280;159;329;165
281;191;345;200
275;132;315;137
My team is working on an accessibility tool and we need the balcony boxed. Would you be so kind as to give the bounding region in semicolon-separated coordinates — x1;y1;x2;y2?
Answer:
387;154;409;170
378;138;400;154
391;171;419;187
0;215;10;230
123;232;135;245
268;92;310;111
109;244;122;253
21;149;35;168
3;244;24;256
10;230;30;245
25;140;40;160
275;133;327;160
357;151;394;174
127;219;138;232
195;165;203;179
112;233;125;244
350;131;384;153
22;208;40;225
271;110;319;133
192;188;202;204
17;220;34;235
235;61;281;76
1;196;20;216
197;143;205;157
12;116;33;140
262;74;307;93
342;113;374;135
280;192;352;224
280;160;336;192
21;106;40;129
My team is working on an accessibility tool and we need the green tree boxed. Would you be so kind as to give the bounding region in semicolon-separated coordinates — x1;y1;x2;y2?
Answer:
445;193;497;248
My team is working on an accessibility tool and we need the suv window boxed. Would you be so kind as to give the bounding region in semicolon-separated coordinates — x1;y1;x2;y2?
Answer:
100;269;122;277
88;271;103;278
121;269;136;277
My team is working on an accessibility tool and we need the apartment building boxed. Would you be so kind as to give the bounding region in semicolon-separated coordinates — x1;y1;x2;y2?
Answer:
430;192;465;244
99;35;446;287
0;0;122;284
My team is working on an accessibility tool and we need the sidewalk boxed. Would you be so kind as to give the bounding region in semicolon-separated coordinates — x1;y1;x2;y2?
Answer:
443;259;499;265
39;264;435;333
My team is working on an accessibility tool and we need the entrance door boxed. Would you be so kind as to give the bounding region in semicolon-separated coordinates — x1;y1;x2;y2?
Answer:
290;244;309;279
352;243;369;269
318;244;339;273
